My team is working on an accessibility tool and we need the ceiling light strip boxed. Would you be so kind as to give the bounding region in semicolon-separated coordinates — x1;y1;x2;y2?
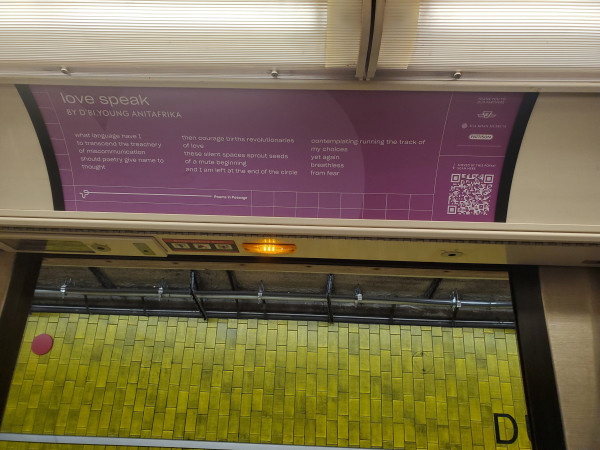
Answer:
378;0;600;71
0;0;363;74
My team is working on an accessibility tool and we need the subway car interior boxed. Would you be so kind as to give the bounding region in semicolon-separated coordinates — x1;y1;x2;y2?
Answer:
0;1;599;449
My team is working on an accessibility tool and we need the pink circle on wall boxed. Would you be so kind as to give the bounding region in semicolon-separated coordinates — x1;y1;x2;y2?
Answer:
32;334;53;355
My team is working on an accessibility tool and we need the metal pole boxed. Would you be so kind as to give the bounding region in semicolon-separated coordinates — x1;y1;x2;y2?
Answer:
34;288;513;308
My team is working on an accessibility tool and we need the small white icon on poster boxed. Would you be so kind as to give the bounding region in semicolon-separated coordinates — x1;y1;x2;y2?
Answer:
477;111;497;119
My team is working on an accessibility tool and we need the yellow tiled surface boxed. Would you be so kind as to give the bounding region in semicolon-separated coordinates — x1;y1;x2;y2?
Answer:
0;314;530;449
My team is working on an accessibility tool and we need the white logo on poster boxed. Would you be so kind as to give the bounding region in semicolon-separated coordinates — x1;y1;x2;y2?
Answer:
477;111;497;119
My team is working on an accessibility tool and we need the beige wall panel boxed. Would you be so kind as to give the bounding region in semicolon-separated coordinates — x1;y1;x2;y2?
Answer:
508;94;600;225
539;267;600;450
0;85;53;211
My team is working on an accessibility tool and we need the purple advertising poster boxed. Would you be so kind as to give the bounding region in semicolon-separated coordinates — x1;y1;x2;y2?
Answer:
29;86;524;221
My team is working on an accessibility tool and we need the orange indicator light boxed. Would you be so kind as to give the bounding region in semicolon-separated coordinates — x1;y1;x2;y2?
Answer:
242;242;296;255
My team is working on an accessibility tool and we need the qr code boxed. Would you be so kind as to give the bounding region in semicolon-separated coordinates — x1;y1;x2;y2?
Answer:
447;173;494;215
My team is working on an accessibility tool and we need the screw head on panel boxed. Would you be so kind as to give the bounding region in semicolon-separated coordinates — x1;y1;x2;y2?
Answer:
442;250;463;258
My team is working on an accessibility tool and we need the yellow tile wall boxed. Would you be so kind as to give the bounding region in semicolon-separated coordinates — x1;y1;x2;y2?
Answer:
0;313;530;449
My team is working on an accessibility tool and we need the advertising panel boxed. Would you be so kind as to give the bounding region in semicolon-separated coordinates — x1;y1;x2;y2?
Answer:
27;86;527;222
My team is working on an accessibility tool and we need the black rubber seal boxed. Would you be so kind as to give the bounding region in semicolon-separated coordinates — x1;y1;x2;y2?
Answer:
508;266;566;450
363;0;378;76
494;93;538;222
0;253;43;425
15;85;65;211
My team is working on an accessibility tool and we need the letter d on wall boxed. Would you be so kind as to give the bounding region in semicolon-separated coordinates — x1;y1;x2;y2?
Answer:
494;413;518;444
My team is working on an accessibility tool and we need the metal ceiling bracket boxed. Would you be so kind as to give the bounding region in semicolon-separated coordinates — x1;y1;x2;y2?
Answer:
189;271;208;321
326;274;334;323
258;281;265;304
451;289;462;312
354;286;363;306
88;267;116;289
156;279;167;301
226;270;241;318
424;278;442;299
451;288;461;326
59;278;71;299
